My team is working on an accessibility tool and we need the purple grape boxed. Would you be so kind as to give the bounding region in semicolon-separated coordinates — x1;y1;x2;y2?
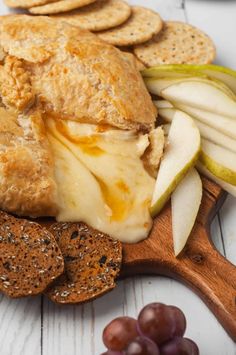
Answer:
184;339;199;355
168;306;186;337
160;337;199;355
138;303;175;345
125;336;160;355
103;317;139;351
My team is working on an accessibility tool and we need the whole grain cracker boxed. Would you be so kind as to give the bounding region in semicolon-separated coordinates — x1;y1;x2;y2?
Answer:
0;212;64;298
4;0;56;8
97;6;163;46
134;21;216;67
46;222;122;304
29;0;97;14
51;0;131;32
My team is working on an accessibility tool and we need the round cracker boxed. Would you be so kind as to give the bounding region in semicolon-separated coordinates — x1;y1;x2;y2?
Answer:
0;212;64;298
134;21;216;67
4;0;56;8
97;6;163;46
29;0;97;15
46;222;122;304
51;0;131;32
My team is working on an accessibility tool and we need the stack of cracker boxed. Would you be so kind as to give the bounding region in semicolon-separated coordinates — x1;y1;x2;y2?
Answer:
4;0;216;67
0;211;122;303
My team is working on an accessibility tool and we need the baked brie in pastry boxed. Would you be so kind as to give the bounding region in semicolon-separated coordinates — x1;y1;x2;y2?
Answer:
0;108;58;217
0;15;164;243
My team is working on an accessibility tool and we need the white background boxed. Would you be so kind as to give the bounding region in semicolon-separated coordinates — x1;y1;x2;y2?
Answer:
0;1;235;354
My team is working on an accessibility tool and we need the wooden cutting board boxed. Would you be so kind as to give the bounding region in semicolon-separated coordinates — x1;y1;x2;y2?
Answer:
40;177;236;341
121;176;236;342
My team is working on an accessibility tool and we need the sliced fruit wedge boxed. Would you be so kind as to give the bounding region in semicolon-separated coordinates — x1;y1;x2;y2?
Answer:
157;107;176;122
162;123;170;136
145;76;235;100
195;119;236;154
197;162;236;198
158;107;236;153
200;139;236;186
173;104;236;140
153;100;173;109
161;80;236;118
171;168;202;256
142;65;206;79
145;77;184;96
142;64;236;94
150;111;200;217
200;65;236;94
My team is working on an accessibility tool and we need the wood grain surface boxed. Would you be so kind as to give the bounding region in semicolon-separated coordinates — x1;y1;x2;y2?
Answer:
0;1;236;355
36;177;236;342
122;177;236;341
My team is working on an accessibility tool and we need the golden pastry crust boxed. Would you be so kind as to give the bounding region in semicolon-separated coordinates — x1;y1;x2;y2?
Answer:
0;107;58;217
142;127;165;178
0;15;156;131
0;46;6;61
121;51;146;71
0;56;34;112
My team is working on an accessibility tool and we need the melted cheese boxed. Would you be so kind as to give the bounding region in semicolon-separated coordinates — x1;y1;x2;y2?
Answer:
46;118;155;243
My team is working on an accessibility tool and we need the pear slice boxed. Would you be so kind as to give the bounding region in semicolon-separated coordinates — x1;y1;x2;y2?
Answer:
145;77;220;97
153;100;173;109
143;64;236;94
161;80;236;118
142;65;206;79
162;123;170;136
150;111;200;217
146;76;235;101
171;168;202;256
174;104;236;140
200;139;236;185
145;77;184;96
158;107;176;122
159;108;236;153
195;119;236;154
200;65;236;94
197;162;236;198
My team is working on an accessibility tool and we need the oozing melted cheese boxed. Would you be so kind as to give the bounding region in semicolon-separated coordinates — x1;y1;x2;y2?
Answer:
45;117;155;243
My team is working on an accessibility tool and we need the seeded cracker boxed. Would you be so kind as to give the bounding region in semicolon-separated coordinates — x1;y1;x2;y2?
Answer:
29;0;97;15
4;0;57;8
97;6;163;46
46;222;122;304
0;212;64;298
134;21;216;67
51;0;131;32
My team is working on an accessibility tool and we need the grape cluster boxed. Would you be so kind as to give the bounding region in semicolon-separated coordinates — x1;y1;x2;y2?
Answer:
101;303;199;355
